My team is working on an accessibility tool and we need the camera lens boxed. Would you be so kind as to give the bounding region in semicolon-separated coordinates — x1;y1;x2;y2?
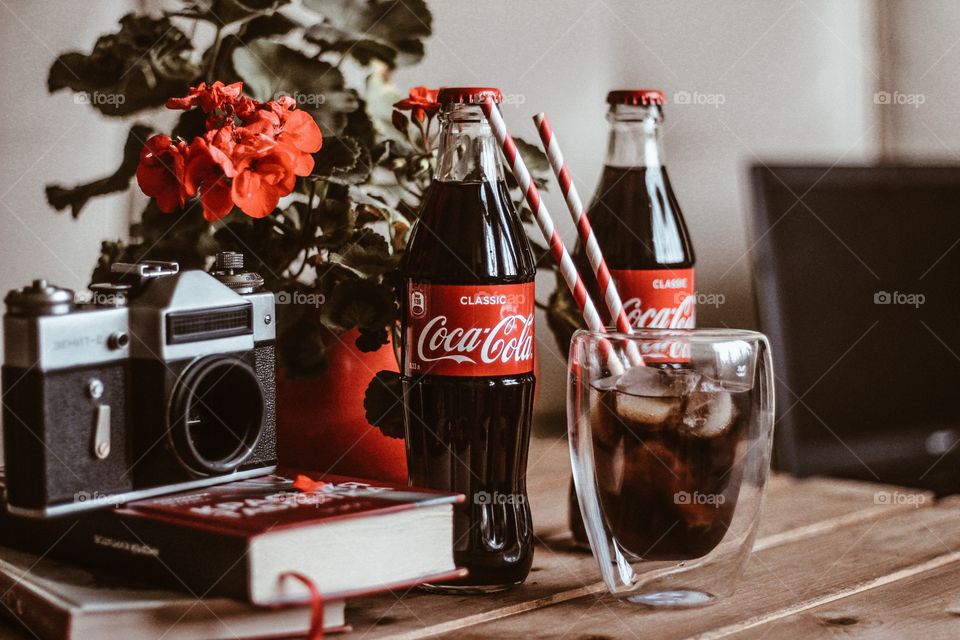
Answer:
169;356;265;475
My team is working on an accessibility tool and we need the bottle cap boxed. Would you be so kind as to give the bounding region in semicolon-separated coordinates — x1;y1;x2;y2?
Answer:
606;89;665;106
438;87;503;105
4;279;75;316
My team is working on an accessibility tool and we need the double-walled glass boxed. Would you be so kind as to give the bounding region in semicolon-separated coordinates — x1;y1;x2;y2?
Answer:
568;329;774;606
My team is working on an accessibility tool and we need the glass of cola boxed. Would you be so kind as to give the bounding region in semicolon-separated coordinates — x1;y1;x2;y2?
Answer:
568;329;774;607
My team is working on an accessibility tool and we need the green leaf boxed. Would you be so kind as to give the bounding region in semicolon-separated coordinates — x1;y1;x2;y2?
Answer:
303;0;432;68
239;11;300;39
48;14;198;116
312;262;358;299
504;138;550;198
514;136;551;175
363;370;405;439
277;311;329;377
309;197;356;249
356;326;390;353
342;95;377;152
328;229;399;277
308;24;397;66
171;107;208;142
212;214;300;286
311;135;371;185
178;0;290;24
320;278;396;333
91;239;138;285
132;201;212;270
232;41;358;135
46;123;153;218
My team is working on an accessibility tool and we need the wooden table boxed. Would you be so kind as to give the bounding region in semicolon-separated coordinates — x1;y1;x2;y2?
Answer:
346;435;960;639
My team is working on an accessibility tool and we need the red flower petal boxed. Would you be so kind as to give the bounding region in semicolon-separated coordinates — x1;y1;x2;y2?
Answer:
136;134;186;213
292;475;328;493
393;86;440;115
200;176;234;221
280;110;322;154
293;151;314;177
232;170;276;218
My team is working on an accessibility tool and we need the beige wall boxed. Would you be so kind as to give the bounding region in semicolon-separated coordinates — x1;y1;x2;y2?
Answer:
0;0;133;300
876;0;960;160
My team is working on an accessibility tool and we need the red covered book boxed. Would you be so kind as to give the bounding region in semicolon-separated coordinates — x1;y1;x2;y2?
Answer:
0;470;464;606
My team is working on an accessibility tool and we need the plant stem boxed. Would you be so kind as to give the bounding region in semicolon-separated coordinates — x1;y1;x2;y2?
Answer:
417;118;429;154
206;26;223;84
302;180;317;242
399;181;422;200
288;182;317;280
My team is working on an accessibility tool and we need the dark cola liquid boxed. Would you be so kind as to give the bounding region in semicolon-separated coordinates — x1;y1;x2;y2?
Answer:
590;385;747;560
402;180;536;589
576;165;694;278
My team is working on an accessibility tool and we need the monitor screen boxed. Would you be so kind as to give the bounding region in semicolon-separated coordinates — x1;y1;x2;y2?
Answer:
750;165;960;493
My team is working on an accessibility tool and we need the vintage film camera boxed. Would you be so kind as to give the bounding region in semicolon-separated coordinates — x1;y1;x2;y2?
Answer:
1;252;276;517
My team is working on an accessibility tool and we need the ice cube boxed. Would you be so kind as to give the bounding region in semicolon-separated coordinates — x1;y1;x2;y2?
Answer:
589;388;622;449
592;374;620;392
615;366;701;398
709;340;756;393
595;439;625;494
682;391;736;438
623;439;682;493
616;392;680;427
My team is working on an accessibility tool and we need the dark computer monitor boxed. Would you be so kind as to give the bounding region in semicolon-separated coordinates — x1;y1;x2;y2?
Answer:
750;165;960;494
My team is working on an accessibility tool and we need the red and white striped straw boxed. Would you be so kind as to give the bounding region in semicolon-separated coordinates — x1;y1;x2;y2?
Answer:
480;97;625;375
533;113;644;367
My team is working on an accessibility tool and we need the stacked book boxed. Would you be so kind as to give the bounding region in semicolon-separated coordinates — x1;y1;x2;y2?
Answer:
0;470;463;639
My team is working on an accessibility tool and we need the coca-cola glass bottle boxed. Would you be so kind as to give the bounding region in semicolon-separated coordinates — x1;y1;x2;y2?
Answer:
570;89;697;545
578;89;696;342
401;87;537;592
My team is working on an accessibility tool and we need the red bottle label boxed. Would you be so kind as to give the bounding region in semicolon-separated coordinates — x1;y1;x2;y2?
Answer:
611;268;696;362
404;282;535;377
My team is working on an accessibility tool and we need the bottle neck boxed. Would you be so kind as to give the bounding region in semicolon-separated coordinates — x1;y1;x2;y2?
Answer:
434;104;504;183
604;104;665;169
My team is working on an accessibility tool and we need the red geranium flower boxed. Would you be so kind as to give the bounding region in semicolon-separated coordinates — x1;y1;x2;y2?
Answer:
166;81;243;113
184;133;236;221
393;86;440;123
277;110;322;176
229;131;298;219
138;81;323;221
245;100;323;176
136;135;187;213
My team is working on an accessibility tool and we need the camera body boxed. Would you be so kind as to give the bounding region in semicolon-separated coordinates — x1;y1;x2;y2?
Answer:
2;253;276;517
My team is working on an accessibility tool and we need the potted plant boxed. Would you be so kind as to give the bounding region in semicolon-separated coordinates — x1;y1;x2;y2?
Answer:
46;0;552;483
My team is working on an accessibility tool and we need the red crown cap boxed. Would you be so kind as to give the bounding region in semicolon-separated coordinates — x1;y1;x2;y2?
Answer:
606;89;665;106
438;87;503;105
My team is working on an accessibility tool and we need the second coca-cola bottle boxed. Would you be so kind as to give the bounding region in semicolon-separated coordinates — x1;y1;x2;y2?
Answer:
570;89;697;545
577;89;696;360
401;87;536;592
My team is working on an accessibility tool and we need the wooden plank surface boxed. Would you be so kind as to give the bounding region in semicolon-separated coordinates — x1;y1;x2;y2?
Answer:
732;497;960;639
347;437;937;639
444;497;958;639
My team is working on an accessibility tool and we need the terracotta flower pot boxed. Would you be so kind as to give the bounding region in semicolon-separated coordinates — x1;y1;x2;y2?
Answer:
276;329;407;484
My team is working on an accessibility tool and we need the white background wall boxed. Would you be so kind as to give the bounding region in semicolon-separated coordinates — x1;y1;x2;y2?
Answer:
2;0;956;422
0;1;132;301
